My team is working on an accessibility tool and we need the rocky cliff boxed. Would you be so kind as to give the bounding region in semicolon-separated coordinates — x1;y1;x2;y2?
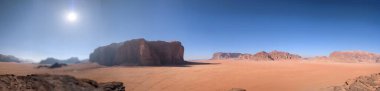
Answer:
89;38;185;66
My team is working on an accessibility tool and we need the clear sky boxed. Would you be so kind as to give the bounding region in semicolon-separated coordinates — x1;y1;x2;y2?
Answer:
0;0;379;62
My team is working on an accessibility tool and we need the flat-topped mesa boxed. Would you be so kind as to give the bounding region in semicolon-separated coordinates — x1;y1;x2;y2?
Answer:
211;51;302;61
89;38;185;66
212;52;242;60
329;51;380;63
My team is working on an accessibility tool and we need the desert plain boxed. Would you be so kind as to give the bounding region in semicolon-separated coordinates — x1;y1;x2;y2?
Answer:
1;60;379;91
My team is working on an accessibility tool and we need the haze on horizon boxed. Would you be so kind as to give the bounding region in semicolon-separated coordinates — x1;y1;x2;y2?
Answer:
0;0;379;62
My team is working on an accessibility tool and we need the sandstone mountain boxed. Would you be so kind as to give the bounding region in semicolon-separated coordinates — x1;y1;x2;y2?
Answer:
329;51;380;63
39;57;81;64
0;54;21;63
89;38;185;66
0;74;125;91
212;51;301;61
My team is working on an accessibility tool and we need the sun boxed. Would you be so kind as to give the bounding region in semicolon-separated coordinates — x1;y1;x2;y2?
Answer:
66;12;78;22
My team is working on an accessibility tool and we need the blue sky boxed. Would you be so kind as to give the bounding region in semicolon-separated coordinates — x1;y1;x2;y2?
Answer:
0;0;379;62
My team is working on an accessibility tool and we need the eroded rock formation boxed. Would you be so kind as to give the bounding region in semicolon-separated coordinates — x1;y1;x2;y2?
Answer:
0;74;125;91
89;38;185;66
212;51;301;61
332;73;380;91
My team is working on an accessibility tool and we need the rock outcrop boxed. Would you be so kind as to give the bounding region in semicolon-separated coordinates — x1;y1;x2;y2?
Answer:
239;51;274;61
37;63;68;69
212;51;301;61
332;73;380;91
269;51;302;60
212;52;242;60
0;74;125;91
329;51;380;63
39;57;81;64
89;38;185;66
0;54;21;63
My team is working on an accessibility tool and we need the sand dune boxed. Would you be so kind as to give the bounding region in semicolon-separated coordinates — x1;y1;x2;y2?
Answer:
0;60;379;91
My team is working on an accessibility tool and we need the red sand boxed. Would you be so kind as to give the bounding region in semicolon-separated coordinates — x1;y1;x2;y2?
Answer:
0;60;379;91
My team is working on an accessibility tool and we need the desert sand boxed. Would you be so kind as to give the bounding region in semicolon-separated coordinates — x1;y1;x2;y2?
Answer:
0;60;379;91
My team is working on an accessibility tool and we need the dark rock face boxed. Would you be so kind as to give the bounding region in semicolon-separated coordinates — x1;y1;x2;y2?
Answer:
40;57;80;64
90;38;185;66
212;51;301;61
212;52;242;60
332;73;380;91
0;74;125;91
329;51;380;63
0;54;21;63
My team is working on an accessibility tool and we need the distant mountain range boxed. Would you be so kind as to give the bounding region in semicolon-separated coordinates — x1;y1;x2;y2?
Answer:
212;50;302;61
212;50;380;63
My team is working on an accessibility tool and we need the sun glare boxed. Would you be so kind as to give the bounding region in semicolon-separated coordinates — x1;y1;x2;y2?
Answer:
66;12;78;22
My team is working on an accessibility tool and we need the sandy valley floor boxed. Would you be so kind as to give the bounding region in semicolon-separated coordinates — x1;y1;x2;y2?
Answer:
0;60;379;91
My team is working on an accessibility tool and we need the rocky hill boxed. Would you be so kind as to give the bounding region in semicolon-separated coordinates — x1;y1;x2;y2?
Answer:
212;51;302;61
89;38;185;66
0;54;21;63
329;51;380;63
39;57;81;64
0;74;124;91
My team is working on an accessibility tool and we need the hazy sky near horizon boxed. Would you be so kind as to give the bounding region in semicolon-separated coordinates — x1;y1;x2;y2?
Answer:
0;0;379;62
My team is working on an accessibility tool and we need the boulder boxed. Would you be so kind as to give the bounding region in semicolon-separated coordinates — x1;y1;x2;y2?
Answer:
329;51;380;63
89;38;185;66
0;74;125;91
212;52;242;60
